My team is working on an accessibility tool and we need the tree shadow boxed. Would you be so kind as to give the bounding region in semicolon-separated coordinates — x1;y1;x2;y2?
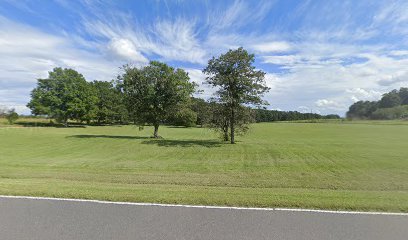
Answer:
67;134;150;140
67;135;223;147
141;139;222;148
16;121;86;128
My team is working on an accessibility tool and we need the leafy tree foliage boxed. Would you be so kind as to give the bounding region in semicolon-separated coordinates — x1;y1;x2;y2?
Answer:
208;102;254;141
91;80;128;124
346;101;378;119
27;68;97;125
372;105;408;120
398;87;408;105
190;97;212;127
378;90;401;108
6;108;19;124
347;87;408;120
166;107;197;127
203;47;269;143
120;61;196;138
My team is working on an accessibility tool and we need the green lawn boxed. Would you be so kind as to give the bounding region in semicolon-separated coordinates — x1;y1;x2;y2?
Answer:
1;121;408;212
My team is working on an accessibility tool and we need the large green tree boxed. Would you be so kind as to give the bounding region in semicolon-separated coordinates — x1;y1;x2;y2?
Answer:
121;61;196;138
203;47;269;143
379;90;401;108
91;80;128;124
346;101;378;119
398;87;408;105
190;97;211;127
27;68;97;125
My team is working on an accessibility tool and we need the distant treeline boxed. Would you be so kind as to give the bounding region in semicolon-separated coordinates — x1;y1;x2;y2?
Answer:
253;109;340;122
346;88;408;120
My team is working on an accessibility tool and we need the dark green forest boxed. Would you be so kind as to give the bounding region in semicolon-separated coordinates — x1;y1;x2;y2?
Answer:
347;88;408;120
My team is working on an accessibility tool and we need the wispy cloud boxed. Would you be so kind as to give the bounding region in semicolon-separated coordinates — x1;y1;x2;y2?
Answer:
0;16;120;113
252;41;292;53
1;0;407;116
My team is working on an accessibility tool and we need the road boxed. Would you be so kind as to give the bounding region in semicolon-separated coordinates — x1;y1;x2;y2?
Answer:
0;196;407;240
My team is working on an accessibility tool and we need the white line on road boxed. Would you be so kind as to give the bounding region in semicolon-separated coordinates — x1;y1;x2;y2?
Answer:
1;195;407;216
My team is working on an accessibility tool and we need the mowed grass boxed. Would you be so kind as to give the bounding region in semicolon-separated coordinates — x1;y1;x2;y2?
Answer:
1;121;408;212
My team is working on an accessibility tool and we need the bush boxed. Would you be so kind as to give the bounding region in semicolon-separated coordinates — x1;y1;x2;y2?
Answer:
371;106;408;120
168;108;197;127
6;109;19;124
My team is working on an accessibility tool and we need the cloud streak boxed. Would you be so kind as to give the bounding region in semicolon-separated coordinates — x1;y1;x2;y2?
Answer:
0;0;407;116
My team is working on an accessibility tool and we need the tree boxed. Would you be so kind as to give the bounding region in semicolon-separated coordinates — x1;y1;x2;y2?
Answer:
208;102;253;141
91;80;128;124
398;87;408;105
346;101;378;119
6;109;19;124
203;47;269;143
121;61;196;138
378;90;401;108
27;68;98;126
372;105;408;120
167;107;197;127
190;97;211;127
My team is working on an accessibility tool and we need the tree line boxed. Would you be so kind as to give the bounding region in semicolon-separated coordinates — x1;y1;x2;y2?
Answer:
26;47;337;143
346;87;408;120
254;109;340;122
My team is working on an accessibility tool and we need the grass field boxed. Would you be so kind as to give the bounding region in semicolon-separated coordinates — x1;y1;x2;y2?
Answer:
1;120;408;212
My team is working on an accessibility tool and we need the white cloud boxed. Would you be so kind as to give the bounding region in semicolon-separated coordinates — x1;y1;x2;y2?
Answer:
209;0;274;31
107;38;148;63
389;50;408;57
185;68;216;99
2;0;408;117
0;16;120;114
258;40;408;115
346;88;383;102
253;41;292;53
262;55;299;65
83;17;206;64
152;19;206;63
315;99;345;111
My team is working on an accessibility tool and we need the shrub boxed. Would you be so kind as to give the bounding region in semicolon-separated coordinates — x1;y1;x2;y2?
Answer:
6;109;19;124
371;105;408;120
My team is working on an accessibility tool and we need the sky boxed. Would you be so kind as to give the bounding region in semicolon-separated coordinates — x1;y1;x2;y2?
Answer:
0;0;408;116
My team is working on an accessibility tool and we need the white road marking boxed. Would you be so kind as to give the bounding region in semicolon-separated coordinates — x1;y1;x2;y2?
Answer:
1;195;407;216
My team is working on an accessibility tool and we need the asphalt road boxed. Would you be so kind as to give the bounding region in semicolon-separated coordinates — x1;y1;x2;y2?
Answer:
1;197;407;240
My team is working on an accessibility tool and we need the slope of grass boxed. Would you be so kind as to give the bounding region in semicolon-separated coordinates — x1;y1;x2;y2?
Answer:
1;122;407;212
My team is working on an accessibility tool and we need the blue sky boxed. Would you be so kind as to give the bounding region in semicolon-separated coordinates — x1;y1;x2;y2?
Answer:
1;0;408;115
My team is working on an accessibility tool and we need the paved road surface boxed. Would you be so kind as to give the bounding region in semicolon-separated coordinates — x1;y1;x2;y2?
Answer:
1;196;407;240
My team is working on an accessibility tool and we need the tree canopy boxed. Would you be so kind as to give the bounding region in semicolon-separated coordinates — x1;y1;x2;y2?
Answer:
22;53;344;142
203;47;269;143
91;80;128;124
27;68;97;125
121;61;196;138
347;87;408;120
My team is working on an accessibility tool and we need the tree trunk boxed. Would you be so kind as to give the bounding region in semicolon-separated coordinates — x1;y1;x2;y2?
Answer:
230;107;235;144
223;123;229;141
153;124;159;138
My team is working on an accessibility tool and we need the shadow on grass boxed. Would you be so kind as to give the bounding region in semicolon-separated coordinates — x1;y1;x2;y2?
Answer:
67;134;150;140
141;139;222;148
67;134;223;147
17;122;86;128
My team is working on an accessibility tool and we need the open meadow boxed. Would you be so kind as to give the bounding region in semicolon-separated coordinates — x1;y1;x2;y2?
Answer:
1;120;408;212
